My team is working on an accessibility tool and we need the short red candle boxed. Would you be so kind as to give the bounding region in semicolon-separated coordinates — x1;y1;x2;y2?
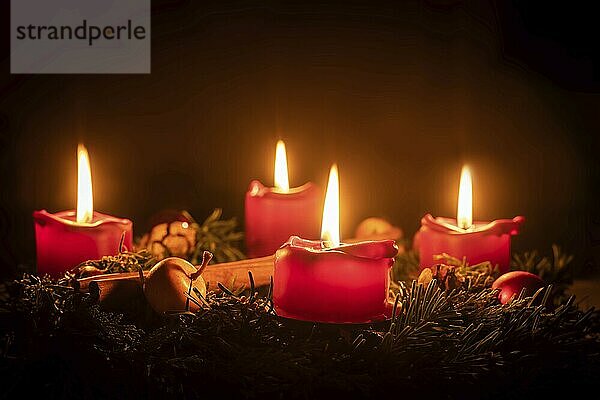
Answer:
415;165;524;273
415;214;524;273
33;210;133;277
33;144;133;277
274;236;398;323
245;141;321;257
273;164;399;323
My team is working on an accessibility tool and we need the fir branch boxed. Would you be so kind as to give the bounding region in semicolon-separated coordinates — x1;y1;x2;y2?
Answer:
391;248;420;282
136;209;245;264
3;274;82;336
1;271;598;398
188;209;245;264
511;244;574;302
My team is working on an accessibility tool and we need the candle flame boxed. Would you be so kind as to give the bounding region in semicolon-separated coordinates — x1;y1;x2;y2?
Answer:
457;165;472;229
274;140;290;192
76;144;93;224
321;164;340;247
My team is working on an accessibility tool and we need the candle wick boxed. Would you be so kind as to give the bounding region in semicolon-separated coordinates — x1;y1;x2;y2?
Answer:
457;218;473;231
322;241;333;249
460;223;475;231
321;232;336;249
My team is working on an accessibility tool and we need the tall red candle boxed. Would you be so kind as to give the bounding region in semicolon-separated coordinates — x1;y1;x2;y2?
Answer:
245;140;321;258
33;145;133;277
273;165;399;323
415;166;524;273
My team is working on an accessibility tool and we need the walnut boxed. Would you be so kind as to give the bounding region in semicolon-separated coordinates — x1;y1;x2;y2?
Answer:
138;220;196;260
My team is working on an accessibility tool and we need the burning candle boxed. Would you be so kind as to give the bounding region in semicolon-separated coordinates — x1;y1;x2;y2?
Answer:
415;165;524;273
245;140;321;258
273;165;398;323
33;145;133;277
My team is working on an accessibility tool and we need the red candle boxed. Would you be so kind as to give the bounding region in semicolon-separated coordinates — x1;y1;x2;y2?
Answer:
415;166;524;273
245;140;321;258
33;145;133;277
274;165;399;323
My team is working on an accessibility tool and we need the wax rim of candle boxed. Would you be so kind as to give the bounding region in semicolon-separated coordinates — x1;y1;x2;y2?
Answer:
33;209;132;228
281;236;398;260
248;180;318;197
422;214;525;236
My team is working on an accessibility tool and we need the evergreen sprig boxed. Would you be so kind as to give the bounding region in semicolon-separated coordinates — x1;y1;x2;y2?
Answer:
391;248;420;282
187;209;245;264
511;244;574;301
393;245;576;302
136;209;245;265
1;267;598;399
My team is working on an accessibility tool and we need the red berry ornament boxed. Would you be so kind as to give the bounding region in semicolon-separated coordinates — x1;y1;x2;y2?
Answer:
492;271;545;304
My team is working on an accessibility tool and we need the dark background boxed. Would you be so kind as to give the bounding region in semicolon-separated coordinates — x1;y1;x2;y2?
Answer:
1;1;599;277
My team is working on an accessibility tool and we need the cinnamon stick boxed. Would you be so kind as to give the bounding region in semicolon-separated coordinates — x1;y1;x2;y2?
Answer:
77;255;274;293
88;279;146;312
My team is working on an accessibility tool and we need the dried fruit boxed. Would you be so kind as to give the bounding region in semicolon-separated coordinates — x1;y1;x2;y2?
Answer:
138;220;196;260
143;252;212;313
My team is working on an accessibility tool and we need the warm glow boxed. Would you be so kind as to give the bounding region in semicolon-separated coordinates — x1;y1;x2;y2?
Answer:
274;140;290;192
76;144;93;224
457;165;473;229
321;164;340;247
